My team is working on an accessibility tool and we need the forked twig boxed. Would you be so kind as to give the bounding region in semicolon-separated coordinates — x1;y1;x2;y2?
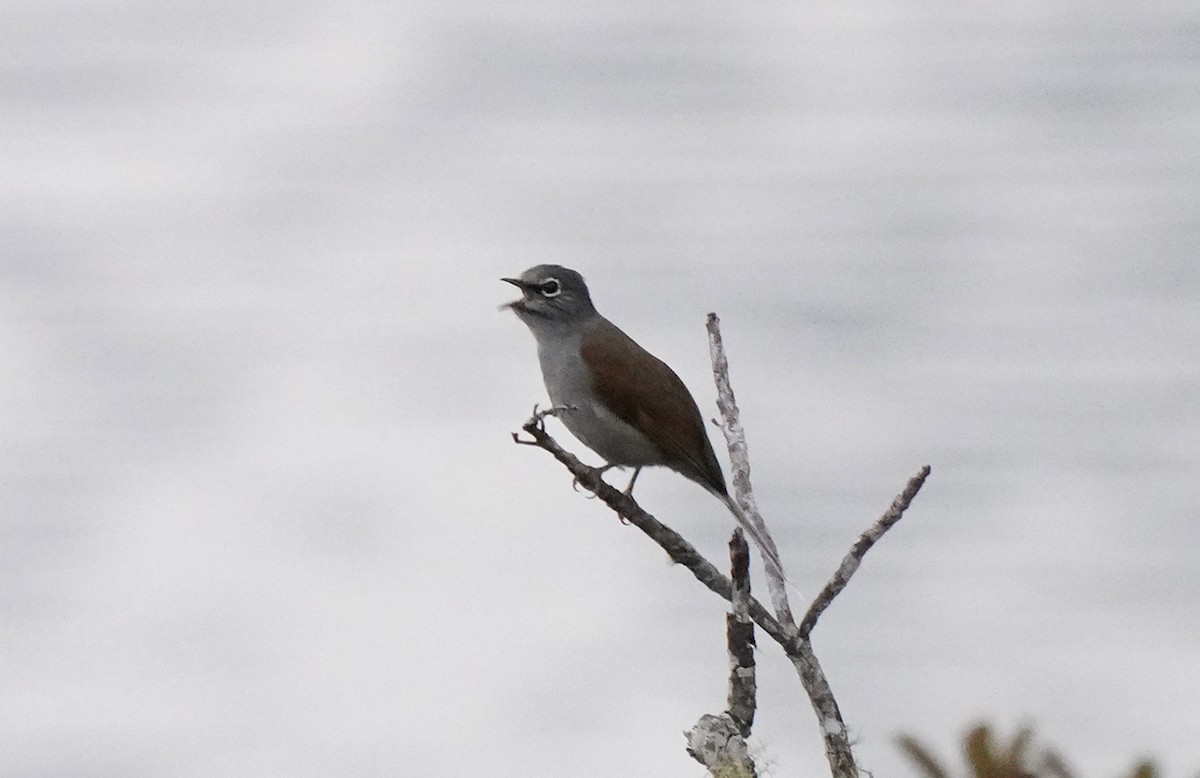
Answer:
512;315;931;778
799;466;932;637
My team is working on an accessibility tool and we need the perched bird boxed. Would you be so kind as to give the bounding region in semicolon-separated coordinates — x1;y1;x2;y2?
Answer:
503;264;783;579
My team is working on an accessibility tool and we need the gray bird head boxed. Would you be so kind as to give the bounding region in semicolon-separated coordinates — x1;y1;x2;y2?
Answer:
502;265;597;326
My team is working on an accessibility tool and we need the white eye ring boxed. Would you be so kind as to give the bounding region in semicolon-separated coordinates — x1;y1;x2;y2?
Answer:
539;278;561;297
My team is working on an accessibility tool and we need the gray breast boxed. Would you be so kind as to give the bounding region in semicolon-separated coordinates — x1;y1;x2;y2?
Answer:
533;328;664;467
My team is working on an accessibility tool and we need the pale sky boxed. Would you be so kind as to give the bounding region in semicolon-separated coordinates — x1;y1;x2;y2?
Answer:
3;1;1199;776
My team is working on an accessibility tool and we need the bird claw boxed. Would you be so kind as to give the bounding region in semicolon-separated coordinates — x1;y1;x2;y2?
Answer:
530;403;578;431
571;463;616;498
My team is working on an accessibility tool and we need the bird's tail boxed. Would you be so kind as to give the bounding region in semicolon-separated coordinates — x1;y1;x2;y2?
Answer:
717;492;786;583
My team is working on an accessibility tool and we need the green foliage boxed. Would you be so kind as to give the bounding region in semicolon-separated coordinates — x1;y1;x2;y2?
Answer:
896;722;1160;778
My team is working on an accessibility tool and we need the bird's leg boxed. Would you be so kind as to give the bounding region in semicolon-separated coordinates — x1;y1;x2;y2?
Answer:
623;467;642;495
611;467;644;524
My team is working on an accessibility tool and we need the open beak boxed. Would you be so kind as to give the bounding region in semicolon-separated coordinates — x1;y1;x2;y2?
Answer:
500;277;529;312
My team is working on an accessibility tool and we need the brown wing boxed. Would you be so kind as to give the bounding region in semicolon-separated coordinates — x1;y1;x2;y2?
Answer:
581;318;727;495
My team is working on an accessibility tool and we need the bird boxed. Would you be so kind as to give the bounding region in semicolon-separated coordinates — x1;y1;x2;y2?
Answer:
502;264;783;579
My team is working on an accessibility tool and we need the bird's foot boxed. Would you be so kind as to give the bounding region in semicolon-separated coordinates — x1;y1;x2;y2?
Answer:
572;462;617;496
530;403;578;430
515;404;580;446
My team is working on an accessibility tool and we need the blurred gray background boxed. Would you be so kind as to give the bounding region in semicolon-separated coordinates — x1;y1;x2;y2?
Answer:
2;0;1198;776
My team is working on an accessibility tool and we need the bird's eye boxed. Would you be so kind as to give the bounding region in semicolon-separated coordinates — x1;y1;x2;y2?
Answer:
539;279;561;297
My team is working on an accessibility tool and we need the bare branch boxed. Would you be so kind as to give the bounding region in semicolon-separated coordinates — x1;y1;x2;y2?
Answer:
514;334;932;778
725;529;756;738
513;415;799;652
789;641;858;778
799;466;932;637
686;530;760;777
686;714;757;778
706;313;795;628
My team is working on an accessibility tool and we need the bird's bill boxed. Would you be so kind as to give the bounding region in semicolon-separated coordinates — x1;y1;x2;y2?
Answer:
500;276;533;314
